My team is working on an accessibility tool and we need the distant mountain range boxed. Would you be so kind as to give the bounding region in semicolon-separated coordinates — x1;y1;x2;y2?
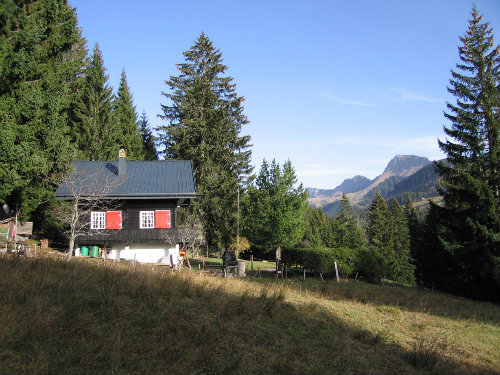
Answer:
307;155;441;217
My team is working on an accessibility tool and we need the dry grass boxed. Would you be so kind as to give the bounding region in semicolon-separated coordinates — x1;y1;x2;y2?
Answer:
0;255;498;374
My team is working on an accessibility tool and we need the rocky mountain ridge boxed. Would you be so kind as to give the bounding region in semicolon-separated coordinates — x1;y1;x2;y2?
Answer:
308;155;436;210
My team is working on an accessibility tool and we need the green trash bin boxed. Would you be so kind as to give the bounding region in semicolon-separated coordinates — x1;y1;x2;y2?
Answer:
90;245;99;258
80;246;89;256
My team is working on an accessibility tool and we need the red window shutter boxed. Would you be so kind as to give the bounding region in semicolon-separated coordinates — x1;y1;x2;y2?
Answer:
155;210;171;229
106;211;122;229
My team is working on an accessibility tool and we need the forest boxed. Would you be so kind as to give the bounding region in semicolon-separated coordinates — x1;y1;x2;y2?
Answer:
0;1;499;303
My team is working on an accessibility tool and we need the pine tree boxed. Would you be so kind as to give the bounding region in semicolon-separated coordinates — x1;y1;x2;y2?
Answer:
403;199;421;276
367;191;390;256
157;33;252;249
332;194;365;250
361;190;391;282
428;7;500;301
388;200;415;284
113;69;143;160
243;160;272;251
243;159;308;252
139;112;158;160
73;43;116;161
302;207;327;248
0;0;86;219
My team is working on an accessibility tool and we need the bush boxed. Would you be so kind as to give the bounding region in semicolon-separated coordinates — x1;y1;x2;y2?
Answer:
331;247;357;277
355;249;387;284
282;247;358;278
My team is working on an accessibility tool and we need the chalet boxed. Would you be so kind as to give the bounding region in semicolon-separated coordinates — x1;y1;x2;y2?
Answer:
55;150;197;264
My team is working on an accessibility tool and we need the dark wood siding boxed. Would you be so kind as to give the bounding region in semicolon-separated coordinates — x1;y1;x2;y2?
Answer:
121;199;177;230
76;228;191;245
77;198;182;245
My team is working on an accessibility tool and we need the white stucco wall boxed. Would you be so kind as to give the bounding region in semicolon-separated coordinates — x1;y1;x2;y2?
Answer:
108;243;179;264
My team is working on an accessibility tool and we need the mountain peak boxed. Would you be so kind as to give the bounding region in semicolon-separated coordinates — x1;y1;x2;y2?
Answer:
383;155;431;177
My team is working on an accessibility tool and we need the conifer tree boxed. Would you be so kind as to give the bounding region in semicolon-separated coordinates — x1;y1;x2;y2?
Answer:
0;0;86;218
158;33;252;249
426;7;500;301
388;200;415;284
242;160;272;250
73;43;116;161
139;112;158;160
332;194;365;250
361;190;391;282
243;159;308;252
302;207;327;248
113;69;143;160
367;190;390;256
404;199;421;274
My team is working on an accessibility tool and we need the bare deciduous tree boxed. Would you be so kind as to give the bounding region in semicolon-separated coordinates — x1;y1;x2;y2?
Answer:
54;166;124;260
159;207;205;258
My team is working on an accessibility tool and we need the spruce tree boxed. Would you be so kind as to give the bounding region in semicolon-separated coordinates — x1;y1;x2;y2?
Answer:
158;33;252;249
362;190;391;282
113;69;143;160
388;200;415;284
332;194;365;250
0;0;86;219
404;199;421;277
243;159;308;252
73;43;116;161
302;207;327;248
139;112;158;160
367;190;390;256
428;7;500;301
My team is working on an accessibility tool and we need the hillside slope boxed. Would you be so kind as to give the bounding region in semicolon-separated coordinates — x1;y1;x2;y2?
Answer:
1;257;498;375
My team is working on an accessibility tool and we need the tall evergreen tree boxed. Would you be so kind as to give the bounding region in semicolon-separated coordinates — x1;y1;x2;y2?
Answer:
388;200;415;284
243;159;308;252
366;190;390;256
113;69;143;160
157;33;252;249
404;199;421;276
73;43;116;161
361;190;391;282
332;194;365;250
302;206;327;248
0;0;86;219
139;111;158;160
427;7;500;301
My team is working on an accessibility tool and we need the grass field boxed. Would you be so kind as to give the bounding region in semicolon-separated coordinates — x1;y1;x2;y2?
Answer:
0;255;498;374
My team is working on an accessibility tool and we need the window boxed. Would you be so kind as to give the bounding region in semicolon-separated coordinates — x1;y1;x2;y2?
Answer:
90;211;122;230
140;211;155;229
91;212;106;230
139;210;172;229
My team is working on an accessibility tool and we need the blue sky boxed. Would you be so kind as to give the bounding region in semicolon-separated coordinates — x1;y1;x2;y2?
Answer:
69;0;500;189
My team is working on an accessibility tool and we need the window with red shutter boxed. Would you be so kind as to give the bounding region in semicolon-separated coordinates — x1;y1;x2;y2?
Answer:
155;210;171;229
106;211;122;230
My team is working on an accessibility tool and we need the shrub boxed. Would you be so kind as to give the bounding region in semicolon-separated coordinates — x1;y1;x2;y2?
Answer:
282;247;357;278
331;247;357;277
355;248;387;284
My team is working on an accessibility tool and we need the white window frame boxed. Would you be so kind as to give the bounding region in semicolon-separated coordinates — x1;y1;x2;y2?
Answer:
90;212;106;230
140;211;155;229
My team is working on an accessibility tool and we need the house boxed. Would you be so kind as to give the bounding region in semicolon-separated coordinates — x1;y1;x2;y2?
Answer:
55;150;197;264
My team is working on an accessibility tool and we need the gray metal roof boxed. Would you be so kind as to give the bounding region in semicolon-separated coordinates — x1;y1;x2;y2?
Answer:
55;160;197;200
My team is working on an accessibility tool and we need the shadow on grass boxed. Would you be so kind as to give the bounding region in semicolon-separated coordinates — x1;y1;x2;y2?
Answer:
280;276;500;325
0;256;496;375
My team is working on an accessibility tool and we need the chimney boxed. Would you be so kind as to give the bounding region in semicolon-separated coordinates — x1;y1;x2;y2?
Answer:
118;149;126;176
